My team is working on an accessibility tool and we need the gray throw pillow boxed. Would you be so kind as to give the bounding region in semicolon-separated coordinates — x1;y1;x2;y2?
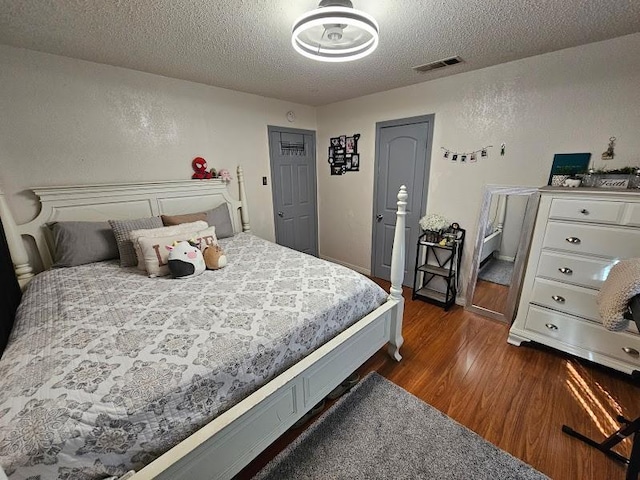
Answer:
48;221;119;267
205;204;234;239
109;217;163;267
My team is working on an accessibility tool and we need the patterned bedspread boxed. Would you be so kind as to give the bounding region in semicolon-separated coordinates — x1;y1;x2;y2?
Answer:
0;233;387;480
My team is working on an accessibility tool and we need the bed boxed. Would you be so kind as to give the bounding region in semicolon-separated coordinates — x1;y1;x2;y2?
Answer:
0;167;408;480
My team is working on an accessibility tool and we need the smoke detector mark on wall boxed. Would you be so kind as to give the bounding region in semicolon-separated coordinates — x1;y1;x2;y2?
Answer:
412;56;463;73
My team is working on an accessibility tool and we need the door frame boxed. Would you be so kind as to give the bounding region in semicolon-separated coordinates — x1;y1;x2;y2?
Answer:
267;125;319;256
370;114;435;280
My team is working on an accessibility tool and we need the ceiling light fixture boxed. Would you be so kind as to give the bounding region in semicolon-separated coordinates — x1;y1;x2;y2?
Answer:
292;0;379;63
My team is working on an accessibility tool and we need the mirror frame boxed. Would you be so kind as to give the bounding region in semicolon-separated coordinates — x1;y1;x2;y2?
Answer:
465;185;540;323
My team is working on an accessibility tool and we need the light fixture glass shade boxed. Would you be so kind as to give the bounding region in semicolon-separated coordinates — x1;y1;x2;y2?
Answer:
292;6;379;62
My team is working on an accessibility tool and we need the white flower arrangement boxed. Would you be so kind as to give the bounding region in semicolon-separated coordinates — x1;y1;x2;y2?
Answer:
419;213;449;232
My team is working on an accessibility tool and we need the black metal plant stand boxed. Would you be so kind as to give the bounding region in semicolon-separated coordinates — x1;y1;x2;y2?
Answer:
412;226;465;311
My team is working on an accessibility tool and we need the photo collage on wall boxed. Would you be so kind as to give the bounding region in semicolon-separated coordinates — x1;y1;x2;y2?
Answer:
441;145;492;163
329;134;360;175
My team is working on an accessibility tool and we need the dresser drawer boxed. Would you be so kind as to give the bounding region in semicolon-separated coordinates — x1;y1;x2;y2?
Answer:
530;278;598;321
543;221;640;258
524;306;640;366
622;202;640;227
536;251;614;289
549;198;624;224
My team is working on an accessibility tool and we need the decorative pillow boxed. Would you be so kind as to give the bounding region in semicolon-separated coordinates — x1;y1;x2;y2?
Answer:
109;217;163;267
205;204;234;239
161;212;207;226
129;221;208;271
48;221;119;267
136;226;217;277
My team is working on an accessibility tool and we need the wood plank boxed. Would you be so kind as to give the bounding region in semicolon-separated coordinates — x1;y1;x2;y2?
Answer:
471;278;509;313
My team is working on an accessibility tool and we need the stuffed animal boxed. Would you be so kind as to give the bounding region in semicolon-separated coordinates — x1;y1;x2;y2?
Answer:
166;241;206;278
562;178;581;188
192;157;213;180
203;244;227;270
218;168;232;182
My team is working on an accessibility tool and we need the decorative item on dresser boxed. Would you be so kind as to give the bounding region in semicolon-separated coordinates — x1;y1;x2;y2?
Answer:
508;186;640;379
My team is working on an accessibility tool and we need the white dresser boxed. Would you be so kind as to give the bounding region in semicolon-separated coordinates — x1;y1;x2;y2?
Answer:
509;187;640;378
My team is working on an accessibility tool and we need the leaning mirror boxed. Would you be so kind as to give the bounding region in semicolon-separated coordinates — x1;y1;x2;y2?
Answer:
465;185;540;323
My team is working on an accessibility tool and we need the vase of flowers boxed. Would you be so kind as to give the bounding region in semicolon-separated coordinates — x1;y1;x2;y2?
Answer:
419;213;450;243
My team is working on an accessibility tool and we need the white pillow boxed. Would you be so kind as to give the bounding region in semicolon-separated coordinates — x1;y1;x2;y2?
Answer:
136;226;217;277
129;221;208;271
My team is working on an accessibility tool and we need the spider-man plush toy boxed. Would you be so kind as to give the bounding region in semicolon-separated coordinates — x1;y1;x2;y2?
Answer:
192;157;213;179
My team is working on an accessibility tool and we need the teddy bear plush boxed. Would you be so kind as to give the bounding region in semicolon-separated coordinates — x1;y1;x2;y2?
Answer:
166;241;206;278
192;157;213;180
203;244;227;270
218;168;232;182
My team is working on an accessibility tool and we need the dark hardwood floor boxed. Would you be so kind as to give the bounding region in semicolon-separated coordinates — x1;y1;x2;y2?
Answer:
238;280;639;480
472;278;509;314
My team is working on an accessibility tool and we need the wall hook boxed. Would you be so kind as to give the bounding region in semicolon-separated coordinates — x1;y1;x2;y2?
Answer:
601;136;615;160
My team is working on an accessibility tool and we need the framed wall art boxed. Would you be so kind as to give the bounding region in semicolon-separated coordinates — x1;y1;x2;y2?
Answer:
328;133;360;175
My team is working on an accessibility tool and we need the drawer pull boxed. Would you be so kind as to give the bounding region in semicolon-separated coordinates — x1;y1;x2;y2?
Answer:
558;267;573;275
580;209;589;215
552;295;566;303
622;347;639;358
565;237;581;244
545;323;558;331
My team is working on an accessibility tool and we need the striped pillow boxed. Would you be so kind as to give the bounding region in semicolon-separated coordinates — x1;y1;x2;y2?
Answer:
108;217;163;267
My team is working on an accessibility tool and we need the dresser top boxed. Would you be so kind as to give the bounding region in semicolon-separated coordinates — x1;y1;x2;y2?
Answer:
539;186;640;198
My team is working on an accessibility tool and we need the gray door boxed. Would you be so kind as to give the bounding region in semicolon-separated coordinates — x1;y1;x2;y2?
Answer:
268;126;319;256
372;116;434;285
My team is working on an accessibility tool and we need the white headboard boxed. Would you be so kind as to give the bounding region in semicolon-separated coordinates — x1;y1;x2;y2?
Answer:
0;166;251;287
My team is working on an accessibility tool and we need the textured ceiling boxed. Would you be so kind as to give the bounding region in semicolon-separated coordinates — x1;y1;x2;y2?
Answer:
1;0;639;106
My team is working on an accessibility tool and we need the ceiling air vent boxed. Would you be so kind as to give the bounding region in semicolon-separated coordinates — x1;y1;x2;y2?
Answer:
412;56;463;73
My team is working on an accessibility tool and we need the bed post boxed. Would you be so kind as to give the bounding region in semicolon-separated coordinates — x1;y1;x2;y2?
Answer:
387;185;407;361
236;166;251;233
0;187;34;287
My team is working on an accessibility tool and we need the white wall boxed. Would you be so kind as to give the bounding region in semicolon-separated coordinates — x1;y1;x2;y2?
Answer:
316;33;640;297
0;46;316;242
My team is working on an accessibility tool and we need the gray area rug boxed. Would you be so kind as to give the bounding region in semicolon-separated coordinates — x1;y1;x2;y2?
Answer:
478;258;514;286
255;373;548;480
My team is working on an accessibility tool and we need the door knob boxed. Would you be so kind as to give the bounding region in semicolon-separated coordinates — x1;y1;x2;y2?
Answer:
376;214;383;222
278;211;284;217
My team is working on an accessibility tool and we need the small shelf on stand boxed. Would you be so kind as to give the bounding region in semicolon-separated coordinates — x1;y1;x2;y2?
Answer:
412;227;465;311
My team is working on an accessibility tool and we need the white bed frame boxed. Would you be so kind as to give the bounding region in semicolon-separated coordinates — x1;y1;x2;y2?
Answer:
0;166;407;480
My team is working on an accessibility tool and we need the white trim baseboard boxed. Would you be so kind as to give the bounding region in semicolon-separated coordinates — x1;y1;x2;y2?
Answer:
496;255;516;262
320;255;371;276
